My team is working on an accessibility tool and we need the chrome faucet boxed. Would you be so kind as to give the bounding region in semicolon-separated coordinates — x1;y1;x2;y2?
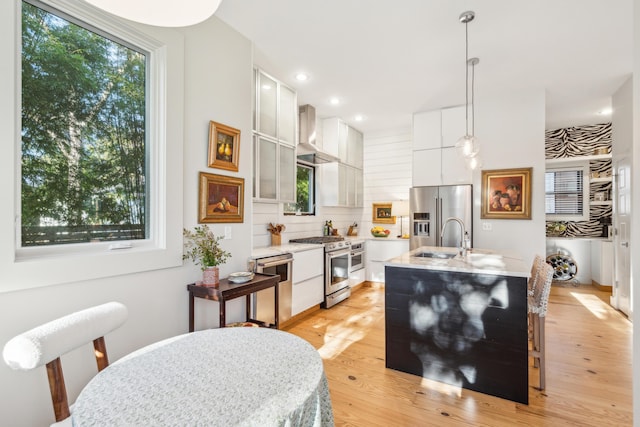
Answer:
441;217;468;257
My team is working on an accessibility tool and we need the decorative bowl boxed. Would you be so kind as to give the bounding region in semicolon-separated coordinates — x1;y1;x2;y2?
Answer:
371;232;389;238
228;272;254;284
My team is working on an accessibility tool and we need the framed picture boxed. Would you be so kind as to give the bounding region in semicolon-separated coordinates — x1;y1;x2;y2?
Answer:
372;203;396;224
208;121;240;172
199;172;244;223
481;167;532;220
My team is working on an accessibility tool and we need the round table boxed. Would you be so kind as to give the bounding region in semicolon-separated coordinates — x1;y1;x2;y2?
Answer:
72;328;334;426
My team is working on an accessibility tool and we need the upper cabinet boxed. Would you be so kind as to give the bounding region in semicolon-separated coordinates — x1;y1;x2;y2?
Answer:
412;110;441;150
253;68;297;202
319;118;364;207
322;118;363;168
278;85;296;146
412;105;471;186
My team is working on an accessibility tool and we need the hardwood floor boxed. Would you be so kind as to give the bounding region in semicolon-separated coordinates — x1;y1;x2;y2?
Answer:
284;282;632;426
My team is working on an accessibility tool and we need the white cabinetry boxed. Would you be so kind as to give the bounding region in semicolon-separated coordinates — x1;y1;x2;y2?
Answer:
320;118;363;207
412;106;471;186
253;68;297;202
441;106;467;148
321;163;363;207
412;110;441;150
365;239;410;283
349;268;365;287
292;248;324;316
591;240;613;288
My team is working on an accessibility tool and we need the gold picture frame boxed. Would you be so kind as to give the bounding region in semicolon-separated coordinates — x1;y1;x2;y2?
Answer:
372;203;396;224
199;172;244;223
481;167;532;220
208;121;240;172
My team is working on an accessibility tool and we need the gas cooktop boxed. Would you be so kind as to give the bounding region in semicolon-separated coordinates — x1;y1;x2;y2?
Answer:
289;236;345;244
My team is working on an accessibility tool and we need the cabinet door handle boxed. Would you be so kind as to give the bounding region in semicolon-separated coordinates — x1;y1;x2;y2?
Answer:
621;241;629;247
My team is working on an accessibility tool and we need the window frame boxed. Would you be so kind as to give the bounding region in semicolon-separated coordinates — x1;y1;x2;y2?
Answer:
545;163;590;222
284;160;316;216
0;0;183;292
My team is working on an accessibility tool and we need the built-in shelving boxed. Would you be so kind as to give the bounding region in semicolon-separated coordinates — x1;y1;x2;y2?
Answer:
590;177;613;183
545;153;612;165
590;201;612;206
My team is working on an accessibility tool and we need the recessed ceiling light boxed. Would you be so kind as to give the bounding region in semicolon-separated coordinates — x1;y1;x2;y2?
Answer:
355;115;365;121
295;72;309;82
598;108;612;116
329;97;340;105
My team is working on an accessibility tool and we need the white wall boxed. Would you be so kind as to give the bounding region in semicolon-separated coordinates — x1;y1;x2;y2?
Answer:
362;131;413;237
472;88;547;265
632;2;639;424
0;9;254;426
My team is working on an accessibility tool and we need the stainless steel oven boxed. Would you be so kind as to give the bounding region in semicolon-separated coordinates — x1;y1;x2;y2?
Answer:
350;241;364;273
253;253;293;326
324;241;351;308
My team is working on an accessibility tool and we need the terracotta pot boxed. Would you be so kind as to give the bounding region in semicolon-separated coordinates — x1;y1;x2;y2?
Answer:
202;266;219;286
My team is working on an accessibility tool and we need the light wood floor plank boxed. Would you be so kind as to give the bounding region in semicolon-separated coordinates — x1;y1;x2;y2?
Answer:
284;282;632;426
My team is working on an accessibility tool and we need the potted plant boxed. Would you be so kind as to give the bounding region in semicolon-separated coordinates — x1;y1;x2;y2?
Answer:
183;225;231;285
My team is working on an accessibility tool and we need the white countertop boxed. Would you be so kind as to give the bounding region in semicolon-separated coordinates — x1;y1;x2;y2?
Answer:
385;246;530;278
251;243;324;259
362;236;410;242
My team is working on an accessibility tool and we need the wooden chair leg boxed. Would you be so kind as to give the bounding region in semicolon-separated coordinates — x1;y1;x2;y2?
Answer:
45;358;70;422
93;336;109;371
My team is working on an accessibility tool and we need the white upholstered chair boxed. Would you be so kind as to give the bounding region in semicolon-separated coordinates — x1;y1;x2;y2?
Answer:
528;254;546;297
528;262;554;390
3;302;128;426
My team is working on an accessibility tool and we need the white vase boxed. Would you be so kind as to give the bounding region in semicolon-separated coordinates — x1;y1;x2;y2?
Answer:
202;266;219;286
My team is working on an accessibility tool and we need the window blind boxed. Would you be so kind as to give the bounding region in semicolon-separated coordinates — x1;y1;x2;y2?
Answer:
545;169;584;216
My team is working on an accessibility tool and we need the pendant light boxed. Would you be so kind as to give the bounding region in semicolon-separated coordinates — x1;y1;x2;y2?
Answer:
455;10;482;168
83;0;222;27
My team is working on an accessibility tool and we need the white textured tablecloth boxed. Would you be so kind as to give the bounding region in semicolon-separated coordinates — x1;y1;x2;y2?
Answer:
72;328;334;426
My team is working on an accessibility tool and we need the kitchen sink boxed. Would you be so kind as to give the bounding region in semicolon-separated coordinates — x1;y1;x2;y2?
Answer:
412;251;457;259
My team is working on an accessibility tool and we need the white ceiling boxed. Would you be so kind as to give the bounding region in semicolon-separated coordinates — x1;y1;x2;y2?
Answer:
215;0;633;135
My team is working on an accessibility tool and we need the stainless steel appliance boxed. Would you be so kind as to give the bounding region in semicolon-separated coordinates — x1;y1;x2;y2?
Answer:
350;241;364;273
410;185;473;250
253;253;293;326
289;236;351;308
297;105;339;164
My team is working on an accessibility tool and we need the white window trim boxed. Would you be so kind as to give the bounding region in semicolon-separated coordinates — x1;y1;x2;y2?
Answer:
1;0;184;292
545;163;590;222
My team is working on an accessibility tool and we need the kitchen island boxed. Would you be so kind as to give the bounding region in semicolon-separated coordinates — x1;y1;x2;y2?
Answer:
384;246;530;404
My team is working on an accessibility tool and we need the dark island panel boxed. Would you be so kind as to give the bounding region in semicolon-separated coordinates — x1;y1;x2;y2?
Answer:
385;265;528;404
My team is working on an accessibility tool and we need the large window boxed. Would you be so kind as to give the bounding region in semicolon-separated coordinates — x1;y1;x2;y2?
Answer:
21;0;147;247
545;165;588;221
284;162;315;215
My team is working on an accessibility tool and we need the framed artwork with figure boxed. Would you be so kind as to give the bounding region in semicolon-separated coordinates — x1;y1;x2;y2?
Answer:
208;121;240;172
481;167;532;220
199;172;244;223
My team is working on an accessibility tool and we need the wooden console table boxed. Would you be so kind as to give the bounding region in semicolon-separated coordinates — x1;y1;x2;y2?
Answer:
187;273;279;331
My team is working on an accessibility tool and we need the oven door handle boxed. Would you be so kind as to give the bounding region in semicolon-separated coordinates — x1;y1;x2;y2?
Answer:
328;249;351;258
350;250;364;256
257;258;293;269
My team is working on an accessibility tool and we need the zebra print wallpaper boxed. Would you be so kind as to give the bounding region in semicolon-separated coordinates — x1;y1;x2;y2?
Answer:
545;123;612;238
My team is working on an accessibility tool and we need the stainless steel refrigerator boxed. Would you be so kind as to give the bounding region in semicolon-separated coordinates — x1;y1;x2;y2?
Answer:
409;185;473;250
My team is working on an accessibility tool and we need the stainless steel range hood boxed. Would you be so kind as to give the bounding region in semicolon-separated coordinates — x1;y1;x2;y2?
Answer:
298;104;339;164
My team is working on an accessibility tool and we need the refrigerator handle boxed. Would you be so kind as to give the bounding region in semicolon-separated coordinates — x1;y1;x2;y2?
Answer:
439;197;444;246
435;197;440;246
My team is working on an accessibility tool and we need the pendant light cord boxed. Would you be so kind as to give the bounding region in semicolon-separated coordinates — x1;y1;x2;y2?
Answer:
464;20;469;136
471;60;475;137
